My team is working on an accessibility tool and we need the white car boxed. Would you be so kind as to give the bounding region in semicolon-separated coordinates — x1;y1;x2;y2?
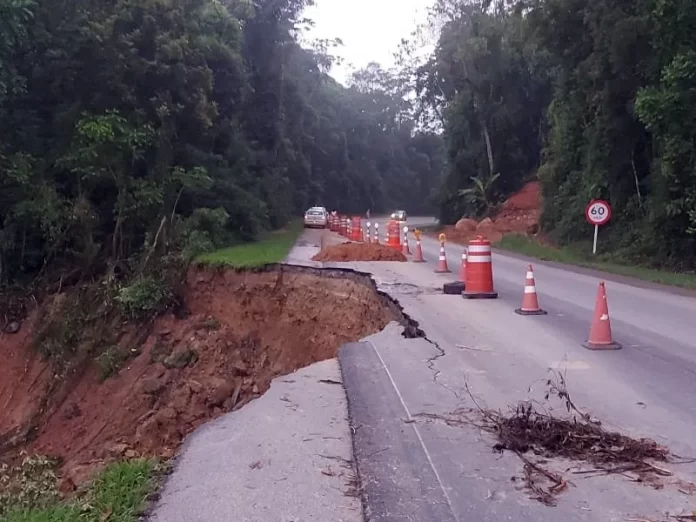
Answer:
390;210;407;222
304;207;328;228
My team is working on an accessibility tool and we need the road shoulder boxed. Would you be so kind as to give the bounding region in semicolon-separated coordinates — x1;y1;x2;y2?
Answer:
149;359;362;522
489;246;696;297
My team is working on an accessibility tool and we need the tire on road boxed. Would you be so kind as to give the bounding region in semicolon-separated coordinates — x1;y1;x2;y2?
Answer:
442;281;465;295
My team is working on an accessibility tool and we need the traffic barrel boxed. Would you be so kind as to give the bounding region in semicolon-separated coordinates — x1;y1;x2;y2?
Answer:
412;229;425;262
583;282;621;350
402;226;411;255
350;217;362;241
386;220;401;250
462;235;498;298
434;233;451;273
514;264;547;315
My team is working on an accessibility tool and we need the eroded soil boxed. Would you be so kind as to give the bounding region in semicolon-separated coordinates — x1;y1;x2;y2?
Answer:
0;264;411;490
312;242;407;262
438;180;542;244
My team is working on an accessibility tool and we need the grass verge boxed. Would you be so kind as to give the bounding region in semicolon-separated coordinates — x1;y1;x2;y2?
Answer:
195;220;304;268
3;460;158;522
497;234;696;289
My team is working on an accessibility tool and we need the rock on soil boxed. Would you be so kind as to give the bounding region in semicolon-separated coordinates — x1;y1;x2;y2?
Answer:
0;265;403;488
454;218;477;232
312;242;407;262
439;181;542;245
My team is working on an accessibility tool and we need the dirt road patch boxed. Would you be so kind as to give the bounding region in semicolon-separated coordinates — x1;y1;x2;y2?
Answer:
312;242;407;262
0;265;413;490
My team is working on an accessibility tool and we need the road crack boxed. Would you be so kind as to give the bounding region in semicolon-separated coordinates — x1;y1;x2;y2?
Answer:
423;335;465;403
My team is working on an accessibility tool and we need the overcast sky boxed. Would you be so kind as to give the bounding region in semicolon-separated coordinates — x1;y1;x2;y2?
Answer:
302;0;435;85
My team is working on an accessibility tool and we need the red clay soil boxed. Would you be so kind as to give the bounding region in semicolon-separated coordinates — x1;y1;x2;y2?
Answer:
312;242;407;262
437;181;542;245
0;266;402;490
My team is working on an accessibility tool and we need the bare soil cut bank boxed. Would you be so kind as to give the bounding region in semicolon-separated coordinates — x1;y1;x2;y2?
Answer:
312;242;407;262
435;181;543;245
0;264;418;490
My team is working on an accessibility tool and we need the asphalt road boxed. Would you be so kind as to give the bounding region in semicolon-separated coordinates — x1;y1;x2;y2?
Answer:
319;217;696;522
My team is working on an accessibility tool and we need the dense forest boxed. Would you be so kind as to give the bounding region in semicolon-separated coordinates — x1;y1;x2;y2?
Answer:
2;0;696;289
422;0;696;268
0;0;444;286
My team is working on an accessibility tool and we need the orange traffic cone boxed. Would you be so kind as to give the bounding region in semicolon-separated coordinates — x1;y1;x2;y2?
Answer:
458;250;467;282
412;237;425;262
515;264;547;316
435;241;451;273
583;282;622;350
402;230;411;256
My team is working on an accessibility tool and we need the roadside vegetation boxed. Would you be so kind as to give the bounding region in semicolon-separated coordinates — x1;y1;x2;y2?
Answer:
1;457;158;522
415;0;696;273
497;235;696;290
0;0;444;296
195;220;305;268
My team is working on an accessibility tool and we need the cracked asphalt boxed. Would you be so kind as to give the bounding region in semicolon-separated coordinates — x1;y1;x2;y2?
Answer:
291;219;696;522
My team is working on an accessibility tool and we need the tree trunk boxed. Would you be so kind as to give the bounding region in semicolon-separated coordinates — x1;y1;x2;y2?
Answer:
481;117;494;177
631;149;642;207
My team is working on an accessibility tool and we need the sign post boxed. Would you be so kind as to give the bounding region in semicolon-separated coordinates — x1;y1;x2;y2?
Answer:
584;200;611;254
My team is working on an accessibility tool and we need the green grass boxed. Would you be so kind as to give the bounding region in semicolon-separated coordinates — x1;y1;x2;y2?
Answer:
195;220;305;268
3;460;157;522
496;234;696;289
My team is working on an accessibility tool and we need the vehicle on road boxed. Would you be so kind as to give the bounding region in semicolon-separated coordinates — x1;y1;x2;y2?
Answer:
304;207;328;228
390;210;407;222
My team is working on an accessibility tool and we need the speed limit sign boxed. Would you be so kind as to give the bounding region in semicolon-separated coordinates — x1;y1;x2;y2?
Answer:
585;200;611;226
585;200;611;254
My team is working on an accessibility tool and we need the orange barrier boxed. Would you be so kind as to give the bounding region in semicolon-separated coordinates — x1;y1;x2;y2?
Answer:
583;282;621;350
373;223;380;244
412;229;425;262
514;264;547;315
386;220;401;250
402;226;411;255
458;250;467;282
434;233;451;273
462;235;498;298
351;216;362;241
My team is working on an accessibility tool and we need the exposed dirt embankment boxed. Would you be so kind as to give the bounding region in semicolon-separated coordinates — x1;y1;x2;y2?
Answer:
439;181;542;244
0;264;419;490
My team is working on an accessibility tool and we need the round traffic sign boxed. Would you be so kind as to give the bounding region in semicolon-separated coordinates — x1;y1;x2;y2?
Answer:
585;200;611;226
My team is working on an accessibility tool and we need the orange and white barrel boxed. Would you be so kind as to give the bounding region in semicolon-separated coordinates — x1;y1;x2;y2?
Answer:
386;220;401;250
462;235;498;298
351;217;362;241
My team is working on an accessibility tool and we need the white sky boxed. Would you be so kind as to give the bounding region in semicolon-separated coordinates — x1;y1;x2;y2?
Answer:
302;0;436;85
